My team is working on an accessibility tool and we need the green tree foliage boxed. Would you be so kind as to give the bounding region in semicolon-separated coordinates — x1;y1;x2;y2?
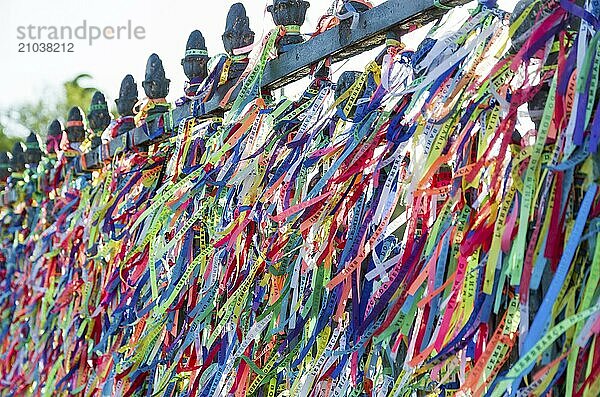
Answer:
2;74;98;140
62;74;97;117
0;123;20;152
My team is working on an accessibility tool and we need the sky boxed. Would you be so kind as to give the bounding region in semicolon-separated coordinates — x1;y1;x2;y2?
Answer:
1;0;516;136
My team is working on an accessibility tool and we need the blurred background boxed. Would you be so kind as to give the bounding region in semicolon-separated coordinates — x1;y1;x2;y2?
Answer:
0;0;516;149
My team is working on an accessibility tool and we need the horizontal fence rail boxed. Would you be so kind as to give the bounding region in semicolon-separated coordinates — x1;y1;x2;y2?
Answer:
78;0;470;170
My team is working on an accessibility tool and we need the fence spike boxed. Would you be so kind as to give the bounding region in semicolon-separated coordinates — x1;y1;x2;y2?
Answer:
182;30;209;96
88;91;111;151
24;131;42;167
268;0;311;53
